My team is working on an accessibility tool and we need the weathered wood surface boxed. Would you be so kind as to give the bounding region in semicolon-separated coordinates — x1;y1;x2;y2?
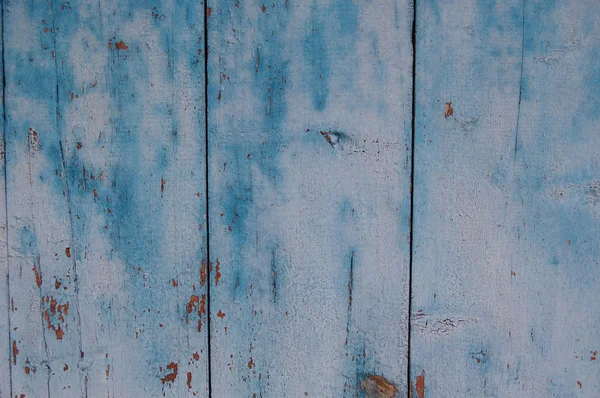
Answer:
0;9;8;398
411;1;600;397
1;0;599;397
3;1;208;397
207;0;413;396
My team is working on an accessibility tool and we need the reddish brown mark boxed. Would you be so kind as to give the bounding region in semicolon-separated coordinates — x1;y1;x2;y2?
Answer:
415;370;425;398
360;375;396;397
33;259;42;288
215;259;222;285
12;340;18;365
65;247;71;258
187;372;192;389
444;102;453;118
116;40;129;51
200;259;207;287
217;310;225;319
161;362;178;384
42;296;69;340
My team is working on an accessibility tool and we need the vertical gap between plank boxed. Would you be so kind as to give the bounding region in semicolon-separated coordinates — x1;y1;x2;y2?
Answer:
203;1;212;397
1;0;13;396
407;0;417;396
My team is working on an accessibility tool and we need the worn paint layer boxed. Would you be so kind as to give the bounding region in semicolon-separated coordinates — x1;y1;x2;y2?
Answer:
411;0;600;396
3;1;208;396
207;0;413;396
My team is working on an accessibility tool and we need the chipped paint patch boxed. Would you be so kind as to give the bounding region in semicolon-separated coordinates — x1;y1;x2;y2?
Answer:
361;375;397;397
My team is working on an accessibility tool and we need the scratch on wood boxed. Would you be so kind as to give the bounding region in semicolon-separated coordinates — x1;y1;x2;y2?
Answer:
271;249;277;303
345;251;354;346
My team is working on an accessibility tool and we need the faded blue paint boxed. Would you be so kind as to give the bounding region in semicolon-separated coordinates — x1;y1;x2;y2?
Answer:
304;1;330;111
209;1;412;396
5;0;208;396
412;1;600;397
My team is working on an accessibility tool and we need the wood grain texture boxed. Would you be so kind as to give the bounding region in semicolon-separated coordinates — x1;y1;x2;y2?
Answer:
411;1;600;396
4;1;208;397
207;0;413;396
0;8;8;397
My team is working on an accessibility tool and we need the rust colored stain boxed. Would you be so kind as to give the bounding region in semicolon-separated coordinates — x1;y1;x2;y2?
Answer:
161;178;165;193
186;294;207;331
161;362;178;384
217;310;225;319
172;279;178;287
193;352;200;361
12;340;18;364
65;247;71;258
591;350;597;361
248;357;254;369
186;295;200;321
215;259;222;285
187;371;192;389
33;259;42;287
361;375;397;397
206;7;211;16
106;364;110;377
24;366;31;375
116;40;129;51
577;380;582;389
42;296;69;340
415;370;425;398
200;259;207;287
444;102;453;118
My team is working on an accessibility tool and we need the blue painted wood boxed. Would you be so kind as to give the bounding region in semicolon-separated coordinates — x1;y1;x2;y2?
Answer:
4;1;85;395
0;9;8;397
207;0;413;396
4;1;208;396
411;1;600;396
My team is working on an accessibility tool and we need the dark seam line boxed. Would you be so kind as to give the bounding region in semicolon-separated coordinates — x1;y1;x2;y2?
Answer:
203;2;212;397
1;1;13;397
514;0;525;163
407;0;417;396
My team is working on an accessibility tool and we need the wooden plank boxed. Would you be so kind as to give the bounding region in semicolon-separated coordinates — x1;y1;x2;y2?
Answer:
411;1;600;396
0;7;9;397
207;0;413;396
4;1;85;395
5;1;208;396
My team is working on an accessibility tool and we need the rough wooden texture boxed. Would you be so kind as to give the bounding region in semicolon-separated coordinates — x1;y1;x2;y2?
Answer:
3;1;208;397
207;0;413;396
2;0;599;397
411;1;600;396
0;9;8;397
